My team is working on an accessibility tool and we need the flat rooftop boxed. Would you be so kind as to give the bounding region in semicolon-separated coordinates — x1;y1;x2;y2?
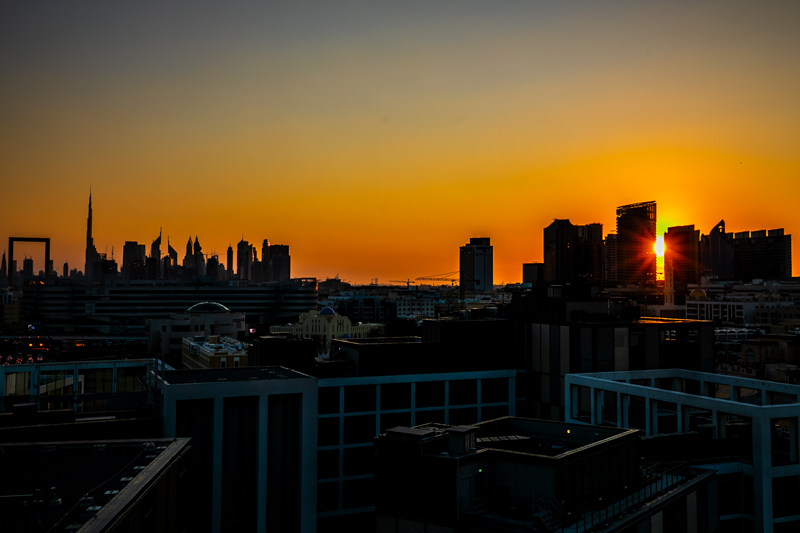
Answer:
0;439;187;533
163;366;310;384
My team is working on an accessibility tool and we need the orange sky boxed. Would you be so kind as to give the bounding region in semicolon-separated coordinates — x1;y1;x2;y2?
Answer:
2;1;799;284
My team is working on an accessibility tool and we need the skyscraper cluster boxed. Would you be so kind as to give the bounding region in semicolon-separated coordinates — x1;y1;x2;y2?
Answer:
541;200;792;292
80;193;291;283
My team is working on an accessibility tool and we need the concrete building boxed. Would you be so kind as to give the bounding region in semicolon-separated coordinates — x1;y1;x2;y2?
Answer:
460;238;493;292
270;307;383;356
566;368;800;532
160;367;318;533
181;335;249;369
147;301;246;359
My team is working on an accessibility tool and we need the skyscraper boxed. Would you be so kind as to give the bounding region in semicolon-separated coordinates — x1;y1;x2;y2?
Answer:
543;220;604;283
664;225;700;305
460;238;493;291
237;238;252;280
269;244;291;282
84;191;99;281
227;244;234;281
615;201;656;286
700;220;734;280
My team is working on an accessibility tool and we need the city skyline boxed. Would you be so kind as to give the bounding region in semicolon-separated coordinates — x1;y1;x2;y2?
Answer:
2;1;800;284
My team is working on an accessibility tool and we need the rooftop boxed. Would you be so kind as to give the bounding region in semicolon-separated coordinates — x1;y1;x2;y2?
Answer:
163;366;310;384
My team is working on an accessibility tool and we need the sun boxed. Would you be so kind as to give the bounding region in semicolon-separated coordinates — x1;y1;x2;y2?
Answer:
654;236;665;257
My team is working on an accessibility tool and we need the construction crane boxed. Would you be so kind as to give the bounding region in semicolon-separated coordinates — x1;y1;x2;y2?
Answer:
389;279;416;288
416;271;479;309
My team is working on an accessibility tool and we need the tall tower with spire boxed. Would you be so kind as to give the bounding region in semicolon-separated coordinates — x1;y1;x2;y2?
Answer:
84;190;99;281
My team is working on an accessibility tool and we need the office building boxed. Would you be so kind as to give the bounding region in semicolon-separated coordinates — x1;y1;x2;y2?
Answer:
733;228;792;282
160;367;318;533
121;241;146;281
268;244;291;282
615;201;656;286
181;335;249;369
237;238;253;280
700;220;734;280
460;238;493;292
543;219;603;283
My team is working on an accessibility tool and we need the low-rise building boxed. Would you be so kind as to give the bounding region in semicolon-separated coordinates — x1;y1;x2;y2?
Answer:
181;335;249;369
148;301;246;360
270;307;383;356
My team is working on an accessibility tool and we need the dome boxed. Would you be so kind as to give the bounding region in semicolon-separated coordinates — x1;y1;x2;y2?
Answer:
689;288;707;300
340;333;351;339
319;307;335;316
186;302;231;313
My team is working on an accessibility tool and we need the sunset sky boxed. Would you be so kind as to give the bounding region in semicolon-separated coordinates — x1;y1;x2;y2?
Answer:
2;1;799;284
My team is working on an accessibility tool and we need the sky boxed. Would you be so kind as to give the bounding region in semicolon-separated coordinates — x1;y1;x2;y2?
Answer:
2;0;800;284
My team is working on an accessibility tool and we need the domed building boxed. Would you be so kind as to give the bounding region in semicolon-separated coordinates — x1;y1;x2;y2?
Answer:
147;301;246;362
270;308;383;356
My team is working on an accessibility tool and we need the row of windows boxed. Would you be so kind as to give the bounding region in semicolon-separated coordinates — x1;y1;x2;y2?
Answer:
318;379;510;415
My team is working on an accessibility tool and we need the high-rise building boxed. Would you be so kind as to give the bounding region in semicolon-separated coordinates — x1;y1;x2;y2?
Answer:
193;236;206;277
237;238;253;280
121;241;146;280
22;258;34;281
84;191;100;281
0;252;6;287
604;233;618;283
227;244;234;281
460;238;493;291
700;220;734;280
615;201;656;286
543;220;603;283
269;244;291;282
664;225;700;287
732;228;792;282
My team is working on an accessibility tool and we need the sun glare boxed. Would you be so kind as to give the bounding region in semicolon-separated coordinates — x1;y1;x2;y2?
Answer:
654;236;665;257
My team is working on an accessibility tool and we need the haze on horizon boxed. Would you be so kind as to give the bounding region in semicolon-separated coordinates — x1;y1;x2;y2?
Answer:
2;0;799;284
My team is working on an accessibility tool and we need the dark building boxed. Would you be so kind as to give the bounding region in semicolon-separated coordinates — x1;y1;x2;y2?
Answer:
519;317;714;420
615;201;656;286
733;228;792;282
21;277;317;334
700;219;734;280
265;243;291;281
665;224;700;305
460;237;493;291
543;219;603;283
374;417;718;533
84;191;100;282
335;293;397;323
0;438;191;533
522;262;543;285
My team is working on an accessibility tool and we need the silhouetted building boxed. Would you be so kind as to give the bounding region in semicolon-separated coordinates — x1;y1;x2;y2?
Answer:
268;244;291;281
22;257;33;281
700;219;734;280
522;262;543;285
460;238;493;291
615;201;656;285
226;244;234;281
22;278;317;334
237;238;252;280
148;301;246;360
543;220;603;283
84;191;100;281
605;233;618;283
733;228;792;282
665;224;700;305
